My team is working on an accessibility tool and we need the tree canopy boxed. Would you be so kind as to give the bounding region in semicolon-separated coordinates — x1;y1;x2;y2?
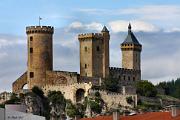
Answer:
136;80;157;97
156;78;180;99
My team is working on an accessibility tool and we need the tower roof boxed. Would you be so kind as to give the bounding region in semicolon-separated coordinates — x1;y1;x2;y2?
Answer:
101;26;109;32
122;23;141;45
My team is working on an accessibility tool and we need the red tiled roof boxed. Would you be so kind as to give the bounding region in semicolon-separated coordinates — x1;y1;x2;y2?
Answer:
81;112;180;120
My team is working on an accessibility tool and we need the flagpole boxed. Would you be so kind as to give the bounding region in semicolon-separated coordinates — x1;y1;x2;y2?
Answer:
39;16;40;26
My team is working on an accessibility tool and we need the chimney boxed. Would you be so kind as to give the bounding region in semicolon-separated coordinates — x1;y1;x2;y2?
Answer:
113;111;120;120
171;105;180;117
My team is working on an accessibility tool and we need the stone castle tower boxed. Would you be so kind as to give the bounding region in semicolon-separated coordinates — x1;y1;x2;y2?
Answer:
78;26;110;78
26;26;54;89
121;24;142;70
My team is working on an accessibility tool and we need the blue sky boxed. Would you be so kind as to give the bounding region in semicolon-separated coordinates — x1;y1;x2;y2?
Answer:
0;0;180;91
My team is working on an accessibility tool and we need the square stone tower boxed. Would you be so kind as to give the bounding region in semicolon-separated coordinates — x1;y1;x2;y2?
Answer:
121;24;142;70
78;26;110;78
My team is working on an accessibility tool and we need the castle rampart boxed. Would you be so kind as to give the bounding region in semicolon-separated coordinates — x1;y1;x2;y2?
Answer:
78;33;103;39
26;26;54;34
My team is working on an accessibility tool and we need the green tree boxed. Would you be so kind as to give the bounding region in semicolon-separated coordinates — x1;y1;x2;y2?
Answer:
5;93;20;104
32;86;44;98
47;91;66;111
136;80;157;97
102;77;119;92
66;100;81;118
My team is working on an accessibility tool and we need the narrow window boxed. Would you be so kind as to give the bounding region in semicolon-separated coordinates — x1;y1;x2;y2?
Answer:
30;48;33;53
30;36;33;41
128;76;131;81
85;64;87;68
85;47;87;52
133;77;135;81
124;76;126;80
85;73;87;76
97;46;100;51
30;72;34;78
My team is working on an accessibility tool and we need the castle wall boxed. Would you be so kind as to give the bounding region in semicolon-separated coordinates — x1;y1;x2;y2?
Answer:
45;71;79;85
12;72;27;93
90;89;137;108
42;83;92;103
109;67;141;86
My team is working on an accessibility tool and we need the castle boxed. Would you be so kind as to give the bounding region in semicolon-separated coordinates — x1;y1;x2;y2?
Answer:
12;23;141;106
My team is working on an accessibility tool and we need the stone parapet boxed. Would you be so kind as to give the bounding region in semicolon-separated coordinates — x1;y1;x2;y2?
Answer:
78;33;103;40
109;67;140;74
26;26;54;34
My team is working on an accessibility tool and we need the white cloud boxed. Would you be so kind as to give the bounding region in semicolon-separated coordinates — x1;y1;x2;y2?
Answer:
164;27;180;33
108;20;159;33
66;21;103;32
121;5;180;21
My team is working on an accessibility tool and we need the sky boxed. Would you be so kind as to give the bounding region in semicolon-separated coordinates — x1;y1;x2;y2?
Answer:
0;0;180;92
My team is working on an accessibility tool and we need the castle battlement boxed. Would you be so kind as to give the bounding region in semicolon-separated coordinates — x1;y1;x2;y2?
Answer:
26;26;54;34
109;67;140;73
89;89;137;97
78;33;103;39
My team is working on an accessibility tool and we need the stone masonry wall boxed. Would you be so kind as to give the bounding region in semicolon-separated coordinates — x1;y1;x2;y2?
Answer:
90;89;137;108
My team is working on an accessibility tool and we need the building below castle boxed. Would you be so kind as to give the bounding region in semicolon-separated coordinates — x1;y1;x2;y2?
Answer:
12;24;142;107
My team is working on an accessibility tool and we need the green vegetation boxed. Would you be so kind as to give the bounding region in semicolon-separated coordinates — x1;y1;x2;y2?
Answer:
136;80;157;97
102;77;119;92
156;78;180;99
126;96;134;104
66;100;81;118
5;93;20;104
32;86;44;98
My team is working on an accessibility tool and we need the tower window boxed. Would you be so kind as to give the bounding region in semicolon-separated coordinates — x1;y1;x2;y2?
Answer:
85;64;87;68
133;77;135;81
96;46;100;51
124;76;126;80
30;72;34;78
30;36;33;41
30;48;33;53
128;76;131;81
85;47;87;52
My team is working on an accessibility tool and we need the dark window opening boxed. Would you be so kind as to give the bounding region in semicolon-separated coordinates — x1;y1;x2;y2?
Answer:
85;64;87;68
128;76;131;81
133;77;135;81
85;47;87;52
30;48;33;53
30;72;34;78
97;46;100;51
124;76;126;80
30;36;33;41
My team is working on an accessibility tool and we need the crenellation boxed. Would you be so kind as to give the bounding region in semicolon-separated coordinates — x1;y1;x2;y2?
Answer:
78;33;103;40
26;26;54;34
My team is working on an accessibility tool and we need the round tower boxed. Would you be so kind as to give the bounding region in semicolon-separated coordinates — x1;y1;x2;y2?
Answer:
26;26;54;89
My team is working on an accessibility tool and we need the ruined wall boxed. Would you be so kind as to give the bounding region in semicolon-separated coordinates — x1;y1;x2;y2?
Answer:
42;83;92;103
90;89;137;108
12;72;27;93
46;71;79;85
